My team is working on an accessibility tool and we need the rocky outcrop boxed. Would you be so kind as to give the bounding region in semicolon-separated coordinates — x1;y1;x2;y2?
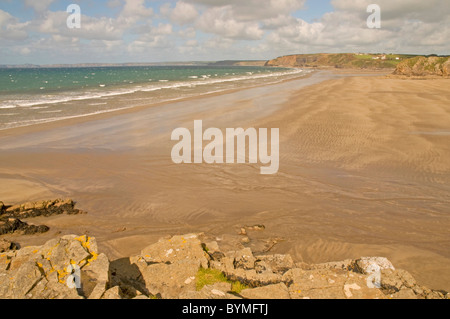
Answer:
0;239;18;252
265;53;403;69
393;56;450;76
0;218;49;236
1;199;85;219
0;199;86;236
0;235;108;299
1;233;448;299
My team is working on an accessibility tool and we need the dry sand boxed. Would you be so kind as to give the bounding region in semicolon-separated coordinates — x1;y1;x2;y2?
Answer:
0;71;449;291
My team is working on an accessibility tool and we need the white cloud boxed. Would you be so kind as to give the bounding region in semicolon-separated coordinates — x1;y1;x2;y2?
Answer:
1;0;449;64
179;27;196;38
195;6;264;40
35;11;123;41
188;0;306;21
117;0;153;26
24;0;56;14
0;9;28;40
163;1;199;25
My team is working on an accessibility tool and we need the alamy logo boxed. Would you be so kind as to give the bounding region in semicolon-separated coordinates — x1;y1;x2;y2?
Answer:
366;262;381;288
367;4;381;29
67;4;81;29
66;264;81;289
171;120;279;174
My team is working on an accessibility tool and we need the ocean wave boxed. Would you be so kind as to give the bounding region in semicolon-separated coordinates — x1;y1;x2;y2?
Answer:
0;68;307;129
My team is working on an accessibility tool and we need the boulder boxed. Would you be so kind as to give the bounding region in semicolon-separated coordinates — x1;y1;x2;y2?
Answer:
102;286;124;299
179;282;239;299
0;238;17;252
0;218;49;235
353;257;395;274
233;248;256;270
140;259;199;299
2;199;85;219
282;267;386;299
140;233;209;269
0;234;110;299
255;254;295;274
240;283;290;299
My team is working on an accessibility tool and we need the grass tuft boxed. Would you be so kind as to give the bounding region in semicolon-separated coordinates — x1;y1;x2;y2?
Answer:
195;268;249;293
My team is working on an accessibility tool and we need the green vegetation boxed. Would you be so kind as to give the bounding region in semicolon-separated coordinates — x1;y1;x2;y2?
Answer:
195;268;249;294
267;53;426;69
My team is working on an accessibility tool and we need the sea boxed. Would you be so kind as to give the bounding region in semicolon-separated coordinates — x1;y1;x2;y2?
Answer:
0;65;308;130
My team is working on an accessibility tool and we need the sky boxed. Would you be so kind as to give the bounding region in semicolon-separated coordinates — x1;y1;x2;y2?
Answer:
0;0;449;65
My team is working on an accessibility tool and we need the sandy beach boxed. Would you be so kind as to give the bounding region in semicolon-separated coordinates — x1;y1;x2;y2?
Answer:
0;70;449;292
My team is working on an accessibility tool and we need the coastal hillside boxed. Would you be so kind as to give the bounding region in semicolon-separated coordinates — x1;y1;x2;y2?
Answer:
393;56;450;76
265;53;416;69
207;60;267;66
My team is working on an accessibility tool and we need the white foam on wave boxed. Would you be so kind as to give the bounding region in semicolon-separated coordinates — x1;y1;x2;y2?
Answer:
1;87;142;109
0;68;307;129
39;110;62;113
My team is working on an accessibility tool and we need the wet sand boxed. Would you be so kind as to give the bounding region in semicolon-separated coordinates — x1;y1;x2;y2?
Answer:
0;71;449;291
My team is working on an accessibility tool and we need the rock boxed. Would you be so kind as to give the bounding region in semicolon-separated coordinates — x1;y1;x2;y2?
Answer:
310;259;354;271
0;238;18;252
179;282;239;299
377;268;442;298
393;56;450;76
0;201;4;211
0;234;109;299
240;283;290;299
203;241;220;255
282;267;387;299
234;248;256;270
102;286;123;299
88;281;107;299
0;218;49;235
140;259;199;299
2;199;84;219
0;199;86;236
353;257;395;274
392;288;417;299
109;257;148;297
255;254;295;274
1;230;447;299
244;225;265;231
140;233;209;269
379;269;416;294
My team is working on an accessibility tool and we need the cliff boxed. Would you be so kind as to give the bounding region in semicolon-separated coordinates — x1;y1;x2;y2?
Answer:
393;56;450;76
207;60;267;66
265;53;411;69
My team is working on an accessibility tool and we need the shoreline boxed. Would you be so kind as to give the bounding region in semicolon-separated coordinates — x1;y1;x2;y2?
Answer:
0;68;313;137
0;68;392;139
1;69;449;292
